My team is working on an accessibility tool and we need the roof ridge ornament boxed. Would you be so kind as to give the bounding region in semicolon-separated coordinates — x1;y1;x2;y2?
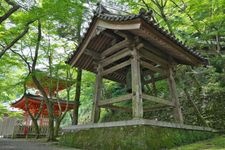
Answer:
95;2;111;16
139;8;153;16
139;8;147;15
66;4;208;67
139;8;154;22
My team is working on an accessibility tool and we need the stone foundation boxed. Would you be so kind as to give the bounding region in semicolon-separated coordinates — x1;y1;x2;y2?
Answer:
60;119;217;150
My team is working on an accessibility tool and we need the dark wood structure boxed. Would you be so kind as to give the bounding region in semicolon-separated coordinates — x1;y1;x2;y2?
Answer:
67;5;207;124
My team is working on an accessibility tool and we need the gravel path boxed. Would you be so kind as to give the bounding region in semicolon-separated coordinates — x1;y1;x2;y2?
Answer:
0;138;78;150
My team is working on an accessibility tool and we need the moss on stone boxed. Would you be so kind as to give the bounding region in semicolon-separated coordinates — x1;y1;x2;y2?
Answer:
60;125;216;150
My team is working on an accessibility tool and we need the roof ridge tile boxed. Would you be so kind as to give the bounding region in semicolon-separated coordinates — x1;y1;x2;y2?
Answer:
66;3;208;66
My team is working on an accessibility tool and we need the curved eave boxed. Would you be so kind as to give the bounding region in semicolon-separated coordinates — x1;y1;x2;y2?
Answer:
95;18;207;66
66;9;208;84
67;16;99;66
11;94;74;112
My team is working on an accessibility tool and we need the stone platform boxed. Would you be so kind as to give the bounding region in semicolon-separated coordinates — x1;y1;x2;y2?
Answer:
60;119;217;150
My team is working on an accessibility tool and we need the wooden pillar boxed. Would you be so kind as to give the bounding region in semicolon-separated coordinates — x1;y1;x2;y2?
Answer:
91;63;103;123
167;66;183;123
131;48;143;118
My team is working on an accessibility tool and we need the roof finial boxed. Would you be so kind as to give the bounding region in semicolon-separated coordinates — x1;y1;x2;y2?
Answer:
139;8;146;15
95;2;110;15
146;9;153;16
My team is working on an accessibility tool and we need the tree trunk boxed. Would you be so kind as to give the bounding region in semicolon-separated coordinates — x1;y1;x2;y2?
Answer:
72;68;82;125
47;102;55;141
25;94;41;139
0;5;20;24
32;119;40;139
0;0;20;24
54;119;61;137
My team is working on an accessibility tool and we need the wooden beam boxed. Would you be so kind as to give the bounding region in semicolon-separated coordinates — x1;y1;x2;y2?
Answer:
100;105;131;112
71;20;99;66
144;105;173;112
139;48;169;67
91;64;102;123
98;20;141;31
136;43;144;50
84;49;100;60
102;59;131;76
140;26;202;65
102;31;118;39
142;69;154;77
143;102;166;108
114;30;135;40
144;75;168;85
98;94;132;106
141;60;165;74
140;39;169;61
101;48;131;67
142;94;174;106
167;67;183;123
114;30;128;38
101;39;130;58
131;48;143;118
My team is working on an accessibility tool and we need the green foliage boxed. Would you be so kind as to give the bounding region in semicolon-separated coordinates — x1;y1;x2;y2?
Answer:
173;135;225;150
1;0;225;133
0;54;25;102
78;71;95;123
175;56;225;129
0;103;23;119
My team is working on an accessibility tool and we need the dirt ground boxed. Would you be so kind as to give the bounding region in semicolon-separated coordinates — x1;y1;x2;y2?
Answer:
0;138;78;150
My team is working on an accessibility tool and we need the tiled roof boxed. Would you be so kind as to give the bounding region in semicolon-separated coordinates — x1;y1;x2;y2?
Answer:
67;4;207;65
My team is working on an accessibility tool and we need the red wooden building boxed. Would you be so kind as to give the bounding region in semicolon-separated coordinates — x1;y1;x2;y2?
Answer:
11;93;74;127
11;72;75;137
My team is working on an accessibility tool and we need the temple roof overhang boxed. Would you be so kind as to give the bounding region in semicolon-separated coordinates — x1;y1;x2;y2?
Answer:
67;5;207;83
26;70;76;93
11;94;74;116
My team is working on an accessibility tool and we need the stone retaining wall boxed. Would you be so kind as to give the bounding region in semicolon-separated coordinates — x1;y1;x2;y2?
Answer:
60;119;217;150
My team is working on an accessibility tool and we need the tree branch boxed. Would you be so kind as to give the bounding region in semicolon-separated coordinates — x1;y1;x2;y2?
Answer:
0;20;34;59
5;0;17;6
141;0;150;11
170;0;211;46
10;49;31;72
150;0;174;35
31;20;41;71
0;0;20;24
30;20;49;100
183;87;209;127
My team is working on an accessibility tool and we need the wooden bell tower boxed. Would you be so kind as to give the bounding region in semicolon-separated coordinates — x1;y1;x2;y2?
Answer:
67;4;207;124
